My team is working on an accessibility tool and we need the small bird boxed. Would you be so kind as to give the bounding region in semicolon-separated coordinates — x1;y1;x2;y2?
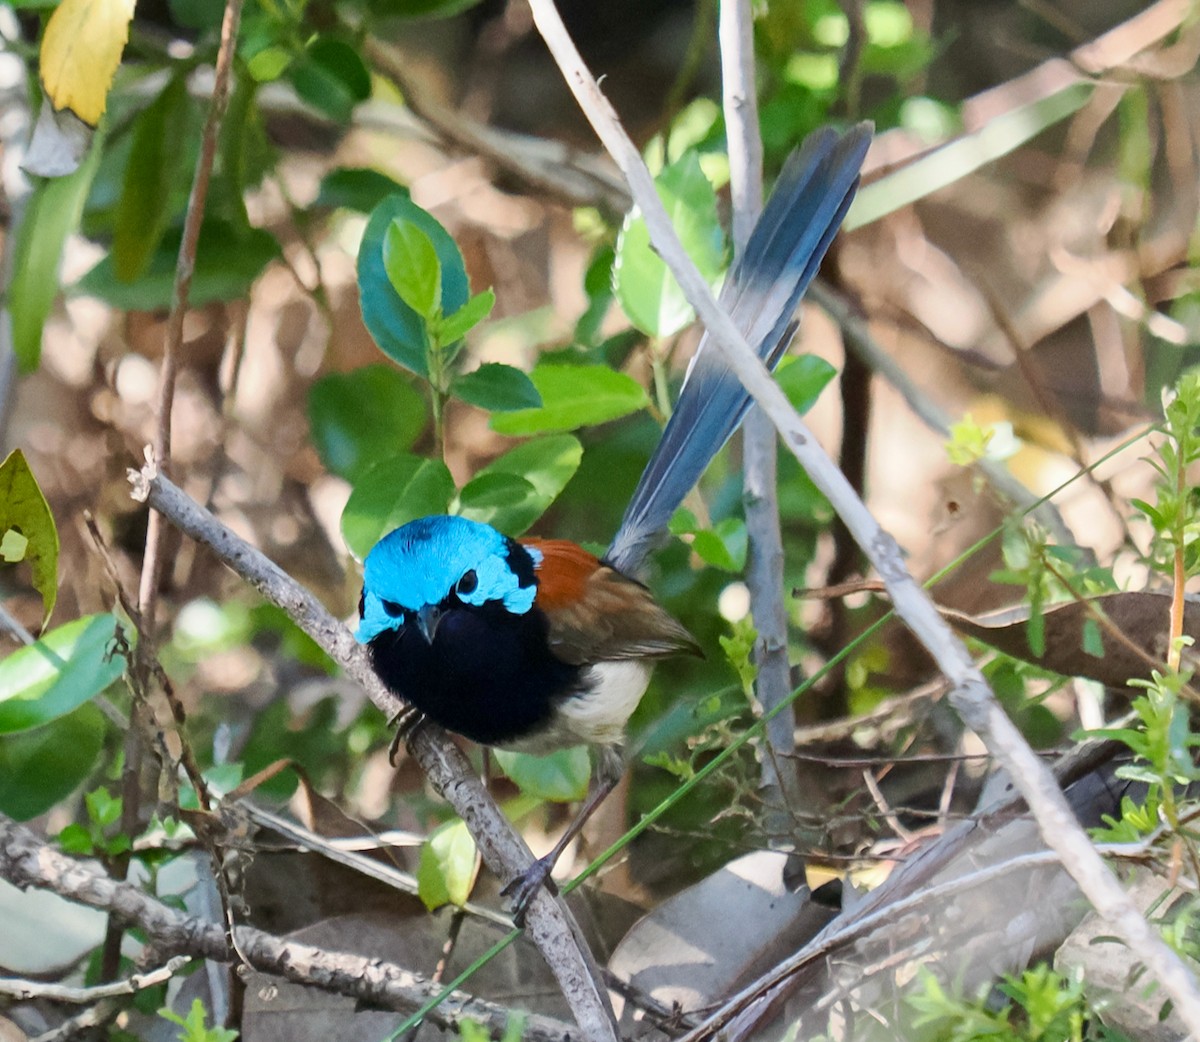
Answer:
357;123;871;921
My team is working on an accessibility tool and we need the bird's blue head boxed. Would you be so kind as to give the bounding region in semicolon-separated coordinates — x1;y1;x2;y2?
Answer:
356;516;542;645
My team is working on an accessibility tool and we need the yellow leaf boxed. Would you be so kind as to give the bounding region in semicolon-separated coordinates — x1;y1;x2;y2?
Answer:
40;0;136;127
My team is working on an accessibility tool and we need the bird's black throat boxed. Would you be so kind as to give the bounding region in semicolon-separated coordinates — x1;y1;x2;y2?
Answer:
366;598;581;747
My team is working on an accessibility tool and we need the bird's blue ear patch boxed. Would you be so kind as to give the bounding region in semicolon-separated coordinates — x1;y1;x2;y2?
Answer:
356;516;542;644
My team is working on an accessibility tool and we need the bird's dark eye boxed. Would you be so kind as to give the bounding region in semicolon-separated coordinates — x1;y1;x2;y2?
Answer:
457;569;478;596
382;599;405;618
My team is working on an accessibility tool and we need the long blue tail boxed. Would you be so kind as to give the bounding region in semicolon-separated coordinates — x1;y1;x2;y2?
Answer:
606;122;872;575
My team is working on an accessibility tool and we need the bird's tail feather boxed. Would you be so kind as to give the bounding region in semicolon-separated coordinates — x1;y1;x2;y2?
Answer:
606;122;872;575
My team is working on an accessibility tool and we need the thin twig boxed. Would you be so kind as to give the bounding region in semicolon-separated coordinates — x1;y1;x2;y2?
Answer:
128;464;618;1042
0;601;34;645
522;1;1200;1031
0;814;574;1042
0;956;190;1003
719;0;796;799
361;37;630;216
114;0;246;982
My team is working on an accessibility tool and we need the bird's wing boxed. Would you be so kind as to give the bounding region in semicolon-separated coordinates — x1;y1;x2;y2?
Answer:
606;122;872;576
524;538;699;666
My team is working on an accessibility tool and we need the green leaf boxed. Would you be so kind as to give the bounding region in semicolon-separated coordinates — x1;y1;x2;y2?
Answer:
613;151;725;337
0;614;126;734
575;245;614;347
357;195;470;376
289;37;371;123
456;472;538;533
0;449;59;625
0;703;106;820
494;747;590;802
169;0;223;29
10;132;104;370
451;362;540;412
490;364;648;435
341;454;455;560
316;167;409;214
457;434;582;535
307;365;427;481
775;355;837;414
76;222;279;310
438;289;495;344
245;44;291;82
481;434;583;502
383;218;442;320
112;76;189;282
691;518;747;572
417;819;479;910
368;0;482;17
86;785;122;828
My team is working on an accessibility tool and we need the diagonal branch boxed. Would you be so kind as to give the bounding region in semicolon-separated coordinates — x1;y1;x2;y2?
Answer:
524;0;1200;1031
128;462;618;1042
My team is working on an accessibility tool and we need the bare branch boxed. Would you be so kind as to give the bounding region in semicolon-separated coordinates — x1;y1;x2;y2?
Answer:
0;814;574;1042
0;957;190;1003
523;0;1200;1030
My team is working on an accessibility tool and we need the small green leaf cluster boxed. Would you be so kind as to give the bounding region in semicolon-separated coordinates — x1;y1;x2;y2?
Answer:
946;414;1020;467
58;787;131;859
1087;373;1200;843
159;999;238;1042
457;1014;525;1042
1090;666;1200;837
991;523;1116;659
905;965;1128;1042
1132;372;1200;580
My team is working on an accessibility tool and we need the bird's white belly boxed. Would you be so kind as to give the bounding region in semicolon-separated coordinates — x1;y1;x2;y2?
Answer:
502;660;652;753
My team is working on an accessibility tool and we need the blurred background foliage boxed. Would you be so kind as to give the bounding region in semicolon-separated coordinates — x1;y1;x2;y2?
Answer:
1;0;1199;1036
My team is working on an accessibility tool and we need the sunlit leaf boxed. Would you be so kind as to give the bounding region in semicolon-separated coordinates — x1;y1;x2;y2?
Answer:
0;614;126;734
490;364;648;436
438;289;495;345
0;449;59;625
383;218;441;320
494;747;590;802
417;818;479;910
341;453;455;559
39;0;135;126
775;355;837;414
456;434;582;535
11;135;103;368
613;151;725;337
358;196;469;376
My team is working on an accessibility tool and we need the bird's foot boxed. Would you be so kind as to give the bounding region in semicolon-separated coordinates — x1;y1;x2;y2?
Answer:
501;856;560;926
387;706;423;767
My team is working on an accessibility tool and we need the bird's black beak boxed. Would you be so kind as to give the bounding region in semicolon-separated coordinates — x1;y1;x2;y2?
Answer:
415;604;443;644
